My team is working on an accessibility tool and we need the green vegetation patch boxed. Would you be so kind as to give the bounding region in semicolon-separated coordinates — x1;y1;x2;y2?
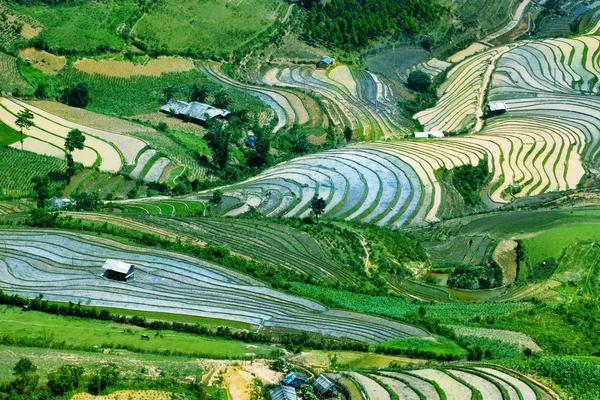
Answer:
501;356;600;400
0;146;66;199
133;0;284;54
8;0;137;52
375;335;467;358
521;223;600;267
0;305;272;359
288;283;533;324
0;121;22;145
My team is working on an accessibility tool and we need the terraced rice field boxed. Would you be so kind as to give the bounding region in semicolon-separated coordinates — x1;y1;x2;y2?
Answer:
0;97;178;182
105;199;205;217
0;52;30;94
214;35;600;226
351;364;558;399
0;230;428;343
262;64;409;139
59;212;355;285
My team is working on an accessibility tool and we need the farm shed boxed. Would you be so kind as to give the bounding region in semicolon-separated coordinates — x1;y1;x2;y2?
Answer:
102;259;135;281
313;374;336;397
317;56;334;69
45;196;74;211
413;130;445;138
160;100;230;124
270;385;297;400
282;371;308;388
485;102;508;117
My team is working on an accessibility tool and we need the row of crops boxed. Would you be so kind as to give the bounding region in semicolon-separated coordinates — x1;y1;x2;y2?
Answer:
345;364;558;399
0;230;428;343
0;96;179;183
0;5;41;50
262;64;410;139
214;36;600;226
104;199;205;217
124;215;353;284
0;52;30;94
0;146;66;199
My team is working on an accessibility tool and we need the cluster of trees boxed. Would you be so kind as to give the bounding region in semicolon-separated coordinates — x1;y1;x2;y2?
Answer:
60;82;89;108
301;0;440;49
0;357;117;400
447;263;503;290
0;356;223;400
450;161;490;206
398;70;438;125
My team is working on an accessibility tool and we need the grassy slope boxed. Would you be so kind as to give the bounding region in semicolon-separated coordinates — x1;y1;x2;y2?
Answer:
0;305;271;359
0;345;210;384
0;121;21;145
8;0;137;51
133;0;284;53
521;223;600;266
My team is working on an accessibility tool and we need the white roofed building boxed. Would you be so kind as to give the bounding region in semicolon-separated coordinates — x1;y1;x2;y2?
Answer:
102;259;135;281
413;130;445;138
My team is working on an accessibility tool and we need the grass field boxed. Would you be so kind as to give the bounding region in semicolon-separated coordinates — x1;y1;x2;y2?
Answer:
132;0;285;54
8;0;137;52
0;305;272;359
58;67;267;119
288;283;533;323
375;335;467;358
0;121;21;145
0;345;226;385
521;223;600;267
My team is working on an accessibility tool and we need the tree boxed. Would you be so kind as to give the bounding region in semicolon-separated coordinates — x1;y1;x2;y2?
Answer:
289;125;310;154
343;126;353;142
254;125;271;159
88;368;119;395
34;83;47;99
310;194;326;224
15;108;35;150
406;70;432;93
210;189;223;204
8;358;39;396
60;82;89;107
14;358;36;376
64;129;86;179
73;192;99;211
204;120;231;169
47;364;84;395
189;83;209;103
162;85;177;102
31;175;50;208
214;89;232;109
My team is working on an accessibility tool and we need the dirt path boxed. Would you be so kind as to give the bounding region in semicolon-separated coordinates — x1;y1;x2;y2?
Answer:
483;0;531;42
473;46;512;132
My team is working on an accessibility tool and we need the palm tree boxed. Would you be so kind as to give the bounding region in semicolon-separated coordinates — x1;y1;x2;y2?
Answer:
214;90;232;109
15;109;35;151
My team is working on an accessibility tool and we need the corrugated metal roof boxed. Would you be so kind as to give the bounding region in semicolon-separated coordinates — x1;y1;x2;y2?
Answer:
414;130;445;138
313;375;335;395
102;259;134;275
487;102;507;112
160;100;230;121
318;56;334;64
270;385;297;400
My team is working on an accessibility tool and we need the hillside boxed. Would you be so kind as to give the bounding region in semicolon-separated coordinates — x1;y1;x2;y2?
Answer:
1;0;600;398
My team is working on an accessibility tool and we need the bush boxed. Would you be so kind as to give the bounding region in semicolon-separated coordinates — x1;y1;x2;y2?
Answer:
406;70;432;93
60;82;89;108
47;364;84;395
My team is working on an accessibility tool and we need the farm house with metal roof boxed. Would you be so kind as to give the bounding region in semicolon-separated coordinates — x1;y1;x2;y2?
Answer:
160;100;230;124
